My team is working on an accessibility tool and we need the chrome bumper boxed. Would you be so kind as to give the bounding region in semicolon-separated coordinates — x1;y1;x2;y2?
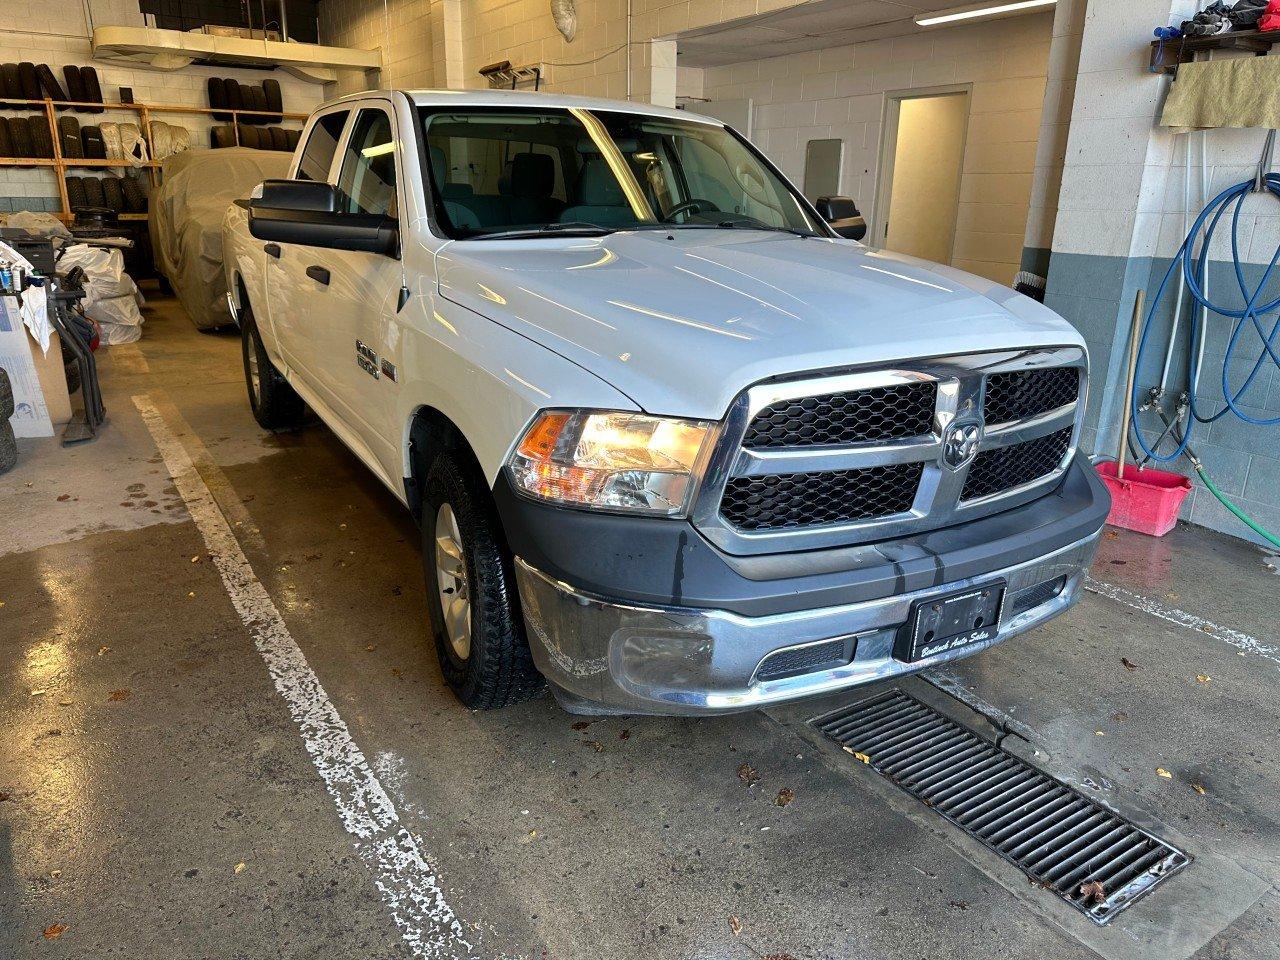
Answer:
514;529;1103;716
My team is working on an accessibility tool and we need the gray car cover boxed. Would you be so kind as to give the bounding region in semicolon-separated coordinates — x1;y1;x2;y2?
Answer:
150;147;291;330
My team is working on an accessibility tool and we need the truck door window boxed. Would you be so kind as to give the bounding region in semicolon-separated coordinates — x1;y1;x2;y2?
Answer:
337;110;398;218
296;111;349;182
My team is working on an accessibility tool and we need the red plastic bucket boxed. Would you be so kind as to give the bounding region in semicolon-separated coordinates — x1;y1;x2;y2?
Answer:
1095;461;1192;537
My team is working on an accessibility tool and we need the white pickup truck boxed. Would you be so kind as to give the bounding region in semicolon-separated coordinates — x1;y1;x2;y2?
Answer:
223;89;1109;716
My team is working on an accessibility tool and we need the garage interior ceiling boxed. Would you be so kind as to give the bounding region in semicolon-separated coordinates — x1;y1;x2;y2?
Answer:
676;0;1004;66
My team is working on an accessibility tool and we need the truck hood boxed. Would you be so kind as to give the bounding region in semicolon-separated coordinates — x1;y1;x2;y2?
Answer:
436;230;1084;420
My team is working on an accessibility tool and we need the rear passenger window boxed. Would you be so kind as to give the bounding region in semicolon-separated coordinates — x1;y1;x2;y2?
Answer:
296;111;348;182
336;109;398;218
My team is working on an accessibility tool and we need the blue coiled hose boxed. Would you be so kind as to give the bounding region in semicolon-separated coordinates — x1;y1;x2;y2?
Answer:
1131;170;1280;465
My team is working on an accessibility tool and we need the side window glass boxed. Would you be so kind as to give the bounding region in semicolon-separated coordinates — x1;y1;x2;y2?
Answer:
337;109;398;218
296;111;348;182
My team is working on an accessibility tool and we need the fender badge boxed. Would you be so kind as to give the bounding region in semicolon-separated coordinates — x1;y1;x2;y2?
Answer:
380;359;397;382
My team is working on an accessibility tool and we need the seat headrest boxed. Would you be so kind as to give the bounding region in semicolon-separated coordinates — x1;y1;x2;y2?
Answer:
576;156;627;207
429;145;447;182
576;137;638;154
510;152;555;199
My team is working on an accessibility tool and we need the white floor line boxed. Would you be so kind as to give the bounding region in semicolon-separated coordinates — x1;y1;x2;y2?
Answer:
1084;575;1280;668
134;393;473;959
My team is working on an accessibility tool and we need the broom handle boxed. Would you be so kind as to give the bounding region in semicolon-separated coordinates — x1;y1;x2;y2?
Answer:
1117;289;1146;481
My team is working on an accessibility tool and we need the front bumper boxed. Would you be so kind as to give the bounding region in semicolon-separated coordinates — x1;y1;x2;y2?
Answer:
514;528;1102;716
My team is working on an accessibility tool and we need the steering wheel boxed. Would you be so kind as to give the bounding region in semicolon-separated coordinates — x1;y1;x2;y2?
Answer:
662;198;718;222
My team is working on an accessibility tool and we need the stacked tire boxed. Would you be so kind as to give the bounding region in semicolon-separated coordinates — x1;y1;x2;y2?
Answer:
0;367;17;476
207;76;283;124
210;123;299;152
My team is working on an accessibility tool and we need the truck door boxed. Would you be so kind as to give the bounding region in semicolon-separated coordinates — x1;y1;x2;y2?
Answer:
265;107;350;383
316;103;406;474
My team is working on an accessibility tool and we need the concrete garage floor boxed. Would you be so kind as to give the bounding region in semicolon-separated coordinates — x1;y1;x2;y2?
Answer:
2;294;1278;960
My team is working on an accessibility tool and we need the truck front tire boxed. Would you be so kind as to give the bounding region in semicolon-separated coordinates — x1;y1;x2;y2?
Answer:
421;448;544;709
240;304;305;431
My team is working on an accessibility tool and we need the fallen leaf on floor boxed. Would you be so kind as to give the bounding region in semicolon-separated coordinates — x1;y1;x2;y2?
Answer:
30;689;46;697
58;700;74;707
43;924;67;940
187;592;195;598
728;916;742;936
97;646;110;656
190;555;200;563
948;900;969;910
0;792;10;801
234;862;246;874
365;644;376;652
1196;675;1210;683
392;585;403;596
1192;783;1207;795
618;729;630;740
1105;530;1119;540
1156;768;1172;779
390;668;402;678
1095;731;1105;737
737;762;759;785
842;746;871;764
56;494;70;502
584;740;604;753
1112;711;1128;722
1079;880;1107;904
0;600;5;608
1121;657;1139;671
1165;592;1179;602
570;720;599;731
50;870;61;879
108;690;131;702
775;788;795;807
339;523;347;530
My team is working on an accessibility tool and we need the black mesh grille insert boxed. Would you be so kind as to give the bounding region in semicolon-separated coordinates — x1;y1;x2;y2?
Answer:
720;463;923;531
984;367;1079;425
744;381;937;448
815;690;1190;924
962;428;1072;502
756;638;853;682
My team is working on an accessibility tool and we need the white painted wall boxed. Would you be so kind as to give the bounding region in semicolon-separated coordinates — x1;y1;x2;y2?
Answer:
700;12;1054;285
0;0;323;211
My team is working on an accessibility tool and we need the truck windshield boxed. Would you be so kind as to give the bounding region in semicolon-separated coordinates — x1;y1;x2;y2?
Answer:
418;105;824;239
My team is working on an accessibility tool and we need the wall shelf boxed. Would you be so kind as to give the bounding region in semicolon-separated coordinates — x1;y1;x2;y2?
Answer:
0;96;306;220
1150;28;1278;76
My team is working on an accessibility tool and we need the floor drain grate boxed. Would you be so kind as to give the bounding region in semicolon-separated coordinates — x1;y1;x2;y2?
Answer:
814;689;1190;924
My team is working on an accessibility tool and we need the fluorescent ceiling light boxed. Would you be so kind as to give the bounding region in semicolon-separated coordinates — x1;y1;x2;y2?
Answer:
915;0;1056;27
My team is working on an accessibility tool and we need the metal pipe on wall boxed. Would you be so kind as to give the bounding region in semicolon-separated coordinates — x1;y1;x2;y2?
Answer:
626;0;632;101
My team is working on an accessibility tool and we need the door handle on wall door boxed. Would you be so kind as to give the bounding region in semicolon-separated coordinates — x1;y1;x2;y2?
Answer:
306;266;331;286
264;243;281;259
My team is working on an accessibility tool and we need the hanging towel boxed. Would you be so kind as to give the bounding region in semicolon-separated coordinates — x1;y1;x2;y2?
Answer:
1162;56;1280;132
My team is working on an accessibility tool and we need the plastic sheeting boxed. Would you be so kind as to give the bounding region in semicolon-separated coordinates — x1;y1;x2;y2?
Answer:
149;147;291;331
0;240;52;353
59;244;146;345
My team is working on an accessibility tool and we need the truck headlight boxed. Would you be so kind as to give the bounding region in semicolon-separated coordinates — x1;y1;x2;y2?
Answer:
507;410;715;516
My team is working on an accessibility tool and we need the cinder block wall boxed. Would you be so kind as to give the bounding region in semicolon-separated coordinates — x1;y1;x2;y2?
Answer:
0;0;323;213
697;13;1055;287
1044;0;1280;544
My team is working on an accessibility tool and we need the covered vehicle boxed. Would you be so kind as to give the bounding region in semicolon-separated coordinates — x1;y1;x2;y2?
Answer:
150;147;291;330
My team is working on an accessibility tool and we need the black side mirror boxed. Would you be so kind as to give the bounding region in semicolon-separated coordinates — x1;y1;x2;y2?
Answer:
249;179;399;257
815;196;867;241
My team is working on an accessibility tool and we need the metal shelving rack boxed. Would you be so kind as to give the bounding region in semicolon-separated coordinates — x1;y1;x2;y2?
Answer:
0;96;308;220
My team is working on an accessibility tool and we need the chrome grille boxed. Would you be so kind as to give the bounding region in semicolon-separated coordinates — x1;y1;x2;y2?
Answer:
984;367;1079;424
721;463;923;530
962;428;1073;502
743;381;936;448
694;349;1086;556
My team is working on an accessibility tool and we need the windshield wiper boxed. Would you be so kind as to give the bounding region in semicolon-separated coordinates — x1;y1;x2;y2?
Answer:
469;222;618;241
714;217;819;239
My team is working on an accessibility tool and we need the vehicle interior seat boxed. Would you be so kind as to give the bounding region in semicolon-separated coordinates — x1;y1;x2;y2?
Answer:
429;146;481;229
506;151;564;225
559;140;638;227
